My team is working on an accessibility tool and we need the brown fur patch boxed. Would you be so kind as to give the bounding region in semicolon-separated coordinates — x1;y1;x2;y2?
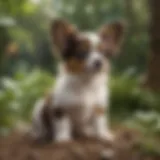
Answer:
76;37;91;52
65;36;91;74
41;95;53;141
53;107;66;119
94;106;106;115
66;58;86;73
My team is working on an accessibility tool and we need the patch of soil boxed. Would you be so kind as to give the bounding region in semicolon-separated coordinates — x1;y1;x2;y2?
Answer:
0;130;159;160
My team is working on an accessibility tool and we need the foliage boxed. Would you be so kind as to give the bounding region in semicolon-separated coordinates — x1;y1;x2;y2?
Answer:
125;111;160;135
0;0;37;16
110;70;160;119
0;69;53;134
110;70;160;154
122;111;160;155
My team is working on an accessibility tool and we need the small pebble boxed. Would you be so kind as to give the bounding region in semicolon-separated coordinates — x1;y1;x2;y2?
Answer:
25;152;39;160
70;146;86;159
100;149;114;160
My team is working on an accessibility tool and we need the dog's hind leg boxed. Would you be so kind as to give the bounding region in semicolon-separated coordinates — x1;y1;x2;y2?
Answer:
31;97;53;143
52;107;72;143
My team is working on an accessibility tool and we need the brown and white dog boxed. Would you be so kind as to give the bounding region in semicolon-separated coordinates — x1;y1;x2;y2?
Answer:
31;19;125;143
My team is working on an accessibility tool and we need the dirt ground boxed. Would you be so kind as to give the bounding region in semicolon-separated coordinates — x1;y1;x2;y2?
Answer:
0;130;159;160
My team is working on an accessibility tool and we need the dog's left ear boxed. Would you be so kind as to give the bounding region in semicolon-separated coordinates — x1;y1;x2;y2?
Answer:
99;21;126;58
50;19;77;56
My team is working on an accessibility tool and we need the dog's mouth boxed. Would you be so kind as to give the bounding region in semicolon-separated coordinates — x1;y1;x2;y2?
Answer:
85;63;105;75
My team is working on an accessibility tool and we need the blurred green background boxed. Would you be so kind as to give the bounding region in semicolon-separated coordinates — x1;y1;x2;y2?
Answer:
1;0;160;151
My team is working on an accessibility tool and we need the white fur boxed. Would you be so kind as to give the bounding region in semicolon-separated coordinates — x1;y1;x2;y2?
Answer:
82;32;100;49
31;99;47;139
53;116;72;142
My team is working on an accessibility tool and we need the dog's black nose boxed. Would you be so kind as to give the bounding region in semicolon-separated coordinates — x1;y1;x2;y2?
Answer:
94;60;102;70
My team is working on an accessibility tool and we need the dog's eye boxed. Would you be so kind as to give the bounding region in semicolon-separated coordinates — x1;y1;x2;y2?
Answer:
75;52;88;60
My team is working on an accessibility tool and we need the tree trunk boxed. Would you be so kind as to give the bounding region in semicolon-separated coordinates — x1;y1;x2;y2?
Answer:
0;27;9;75
145;0;160;91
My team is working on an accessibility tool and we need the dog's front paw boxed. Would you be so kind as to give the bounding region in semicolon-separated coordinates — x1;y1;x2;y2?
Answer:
55;134;72;143
98;131;115;142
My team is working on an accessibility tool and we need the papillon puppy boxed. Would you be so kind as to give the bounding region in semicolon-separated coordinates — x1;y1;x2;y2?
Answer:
31;19;125;143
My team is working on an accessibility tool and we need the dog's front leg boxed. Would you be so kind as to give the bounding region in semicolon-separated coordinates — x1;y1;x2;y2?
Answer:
52;108;72;143
93;106;114;141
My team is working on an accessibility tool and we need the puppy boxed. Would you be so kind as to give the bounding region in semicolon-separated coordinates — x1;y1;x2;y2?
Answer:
31;19;125;143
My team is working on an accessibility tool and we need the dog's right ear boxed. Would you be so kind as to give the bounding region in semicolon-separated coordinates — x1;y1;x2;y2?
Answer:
98;21;126;58
50;19;77;56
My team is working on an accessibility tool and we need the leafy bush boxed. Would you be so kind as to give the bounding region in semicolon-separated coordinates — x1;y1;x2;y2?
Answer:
124;111;160;135
110;70;160;119
123;111;160;155
110;70;160;152
0;69;53;133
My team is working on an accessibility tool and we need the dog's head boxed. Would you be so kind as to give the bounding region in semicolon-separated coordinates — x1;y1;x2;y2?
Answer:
51;19;125;75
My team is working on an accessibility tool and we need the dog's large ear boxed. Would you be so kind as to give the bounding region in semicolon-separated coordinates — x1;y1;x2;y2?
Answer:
99;21;126;58
50;19;77;56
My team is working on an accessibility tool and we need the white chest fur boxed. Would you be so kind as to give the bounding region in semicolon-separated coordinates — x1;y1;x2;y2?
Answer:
53;73;109;110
